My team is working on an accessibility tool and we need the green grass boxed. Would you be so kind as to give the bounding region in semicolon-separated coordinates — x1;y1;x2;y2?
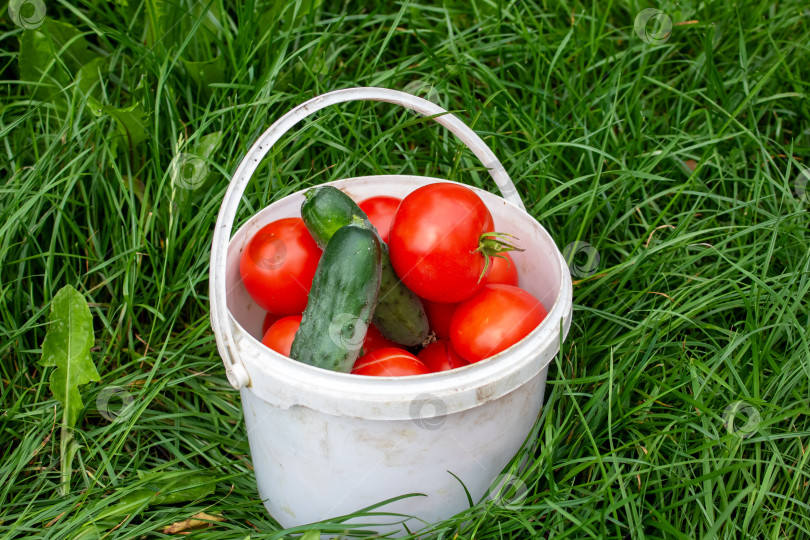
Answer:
2;0;810;538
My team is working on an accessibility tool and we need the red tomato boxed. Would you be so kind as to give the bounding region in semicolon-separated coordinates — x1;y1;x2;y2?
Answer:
484;253;519;287
261;312;280;336
240;218;321;315
362;324;398;355
352;348;430;376
261;315;302;357
388;183;500;303
422;299;458;339
418;339;469;372
358;196;401;244
450;284;547;363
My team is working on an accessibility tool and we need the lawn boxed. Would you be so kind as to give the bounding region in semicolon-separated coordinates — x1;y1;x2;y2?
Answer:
1;0;809;538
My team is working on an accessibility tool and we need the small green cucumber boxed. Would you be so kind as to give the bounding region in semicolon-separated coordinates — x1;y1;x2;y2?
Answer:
290;219;382;373
302;186;371;249
301;186;429;346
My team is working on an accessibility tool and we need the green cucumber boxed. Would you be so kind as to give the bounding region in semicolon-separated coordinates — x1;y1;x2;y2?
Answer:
301;186;429;346
290;218;382;373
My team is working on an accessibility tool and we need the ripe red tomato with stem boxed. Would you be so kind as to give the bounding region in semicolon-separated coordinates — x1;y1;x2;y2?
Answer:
388;183;522;303
358;196;401;244
352;348;430;376
450;284;547;363
240;218;321;316
421;299;458;339
262;315;303;357
418;339;469;372
483;252;519;287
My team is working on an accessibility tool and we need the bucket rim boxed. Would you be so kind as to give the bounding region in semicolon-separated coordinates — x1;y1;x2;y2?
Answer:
221;175;573;417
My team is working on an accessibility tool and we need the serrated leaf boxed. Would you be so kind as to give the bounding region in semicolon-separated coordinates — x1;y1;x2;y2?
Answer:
145;0;171;50
75;470;218;537
71;470;218;539
39;285;100;428
129;470;216;505
87;96;149;149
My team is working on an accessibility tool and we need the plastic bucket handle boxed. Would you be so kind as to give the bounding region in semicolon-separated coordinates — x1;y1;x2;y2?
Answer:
210;87;523;389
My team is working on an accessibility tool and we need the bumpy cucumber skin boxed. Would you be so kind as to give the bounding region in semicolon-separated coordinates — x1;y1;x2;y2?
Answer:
374;243;429;346
302;186;370;249
290;223;382;373
300;186;429;346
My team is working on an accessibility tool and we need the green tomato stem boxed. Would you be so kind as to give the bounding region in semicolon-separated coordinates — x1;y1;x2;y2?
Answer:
475;232;524;283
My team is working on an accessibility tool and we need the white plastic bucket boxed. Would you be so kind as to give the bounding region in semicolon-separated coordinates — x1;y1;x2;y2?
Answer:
210;88;573;534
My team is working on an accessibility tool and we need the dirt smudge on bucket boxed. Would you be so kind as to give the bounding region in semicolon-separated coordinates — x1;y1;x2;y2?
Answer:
475;385;495;404
352;426;419;466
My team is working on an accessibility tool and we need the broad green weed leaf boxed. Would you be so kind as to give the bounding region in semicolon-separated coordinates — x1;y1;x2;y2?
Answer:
20;18;103;106
39;285;99;428
144;0;170;49
19;19;97;91
130;470;216;505
182;55;226;89
19;22;70;101
191;130;224;161
77;56;107;99
103;101;148;148
300;531;321;540
38;19;97;72
88;96;149;149
74;471;218;538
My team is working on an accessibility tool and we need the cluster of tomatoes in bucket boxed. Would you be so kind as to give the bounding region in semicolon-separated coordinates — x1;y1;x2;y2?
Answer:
240;182;548;376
